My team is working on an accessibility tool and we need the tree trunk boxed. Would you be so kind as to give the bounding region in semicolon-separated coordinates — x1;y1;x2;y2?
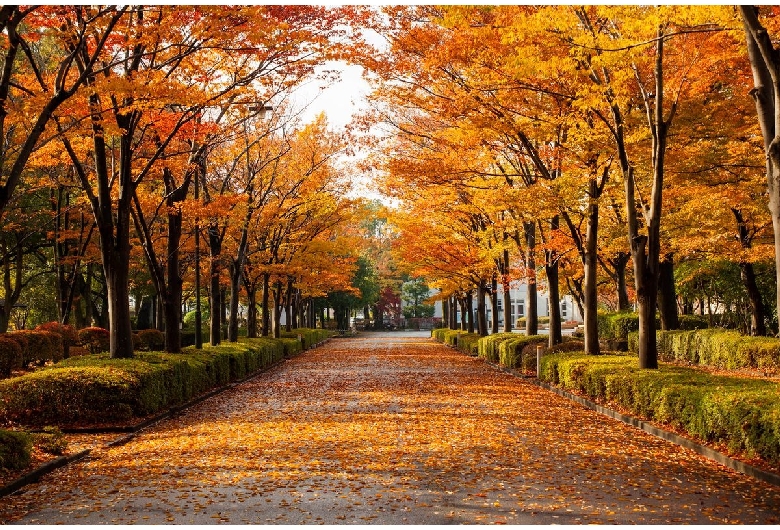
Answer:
733;207;767;336
227;257;242;343
285;278;294;332
246;283;258;338
614;253;631;311
545;261;563;348
657;254;679;331
524;221;538;335
208;225;222;346
583;198;600;354
490;275;499;334
740;7;780;329
273;281;283;338
261;272;271;336
466;291;474;333
477;281;487;336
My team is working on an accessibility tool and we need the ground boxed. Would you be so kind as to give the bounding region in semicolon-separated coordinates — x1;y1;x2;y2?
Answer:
1;332;779;524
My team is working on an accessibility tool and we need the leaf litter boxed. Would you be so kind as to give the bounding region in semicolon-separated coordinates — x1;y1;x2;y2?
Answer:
1;334;780;524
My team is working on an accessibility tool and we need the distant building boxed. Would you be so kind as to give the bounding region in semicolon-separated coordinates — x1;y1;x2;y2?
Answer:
429;282;583;330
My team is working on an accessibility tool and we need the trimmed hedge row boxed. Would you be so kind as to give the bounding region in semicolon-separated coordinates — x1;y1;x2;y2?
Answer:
431;329;481;355
477;333;517;363
498;335;547;371
598;312;709;343
281;328;331;351
0;333;324;428
433;331;550;370
628;328;780;375
541;352;780;466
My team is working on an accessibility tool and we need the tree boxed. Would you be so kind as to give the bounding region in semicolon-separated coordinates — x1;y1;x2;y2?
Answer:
739;6;780;332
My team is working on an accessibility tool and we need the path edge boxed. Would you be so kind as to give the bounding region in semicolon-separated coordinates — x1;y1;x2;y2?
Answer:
486;360;780;488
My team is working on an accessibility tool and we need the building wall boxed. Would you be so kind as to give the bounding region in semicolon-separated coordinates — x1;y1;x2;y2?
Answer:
431;283;583;328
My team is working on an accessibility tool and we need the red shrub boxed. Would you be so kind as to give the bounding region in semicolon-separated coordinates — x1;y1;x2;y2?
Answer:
77;327;110;355
137;329;165;351
7;330;59;365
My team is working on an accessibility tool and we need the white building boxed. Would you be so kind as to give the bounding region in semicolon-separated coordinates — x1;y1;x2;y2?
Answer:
431;283;583;330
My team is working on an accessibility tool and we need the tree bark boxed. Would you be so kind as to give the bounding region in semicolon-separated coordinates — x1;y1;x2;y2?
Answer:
524;221;538;335
733;207;767;336
502;249;512;333
262;272;271;336
208;224;222;346
740;6;780;330
477;281;488;336
657;254;679;331
583;182;600;354
466;291;474;333
489;276;499;334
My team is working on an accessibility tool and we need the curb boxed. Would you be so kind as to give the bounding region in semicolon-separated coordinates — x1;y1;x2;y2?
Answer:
443;342;780;488
0;449;91;498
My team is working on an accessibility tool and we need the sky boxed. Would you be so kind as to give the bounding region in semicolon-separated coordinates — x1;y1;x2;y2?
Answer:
296;62;373;130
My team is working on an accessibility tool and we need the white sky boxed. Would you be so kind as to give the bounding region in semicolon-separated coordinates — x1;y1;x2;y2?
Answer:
297;61;373;130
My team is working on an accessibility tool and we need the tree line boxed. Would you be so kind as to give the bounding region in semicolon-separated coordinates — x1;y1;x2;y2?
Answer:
356;6;780;368
0;6;375;357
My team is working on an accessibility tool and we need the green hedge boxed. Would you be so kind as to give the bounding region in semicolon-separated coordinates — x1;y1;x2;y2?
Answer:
432;329;481;355
280;328;331;350
457;333;482;356
0;429;32;471
498;335;547;370
597;312;643;341
477;333;518;363
0;334;316;428
541;352;780;466
628;328;780;374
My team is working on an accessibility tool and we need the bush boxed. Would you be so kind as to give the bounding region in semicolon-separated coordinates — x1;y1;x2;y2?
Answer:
515;316;550;328
280;328;331;350
0;337;289;427
629;328;780;374
597;312;641;341
78;327;110;355
677;315;709;330
0;429;32;471
477;333;517;363
33;426;67;455
3;332;27;363
497;335;547;370
36;322;78;358
137;329;165;351
278;337;303;357
7;330;61;365
545;340;584;354
0;336;23;377
457;333;482;356
540;352;780;466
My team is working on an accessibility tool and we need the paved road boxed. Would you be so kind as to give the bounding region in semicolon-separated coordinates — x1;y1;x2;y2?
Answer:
2;333;780;524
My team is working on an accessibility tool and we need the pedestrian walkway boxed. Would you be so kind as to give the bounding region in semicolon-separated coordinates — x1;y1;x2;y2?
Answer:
2;333;779;524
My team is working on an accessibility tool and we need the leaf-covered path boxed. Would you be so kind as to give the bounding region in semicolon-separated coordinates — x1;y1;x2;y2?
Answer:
3;333;780;524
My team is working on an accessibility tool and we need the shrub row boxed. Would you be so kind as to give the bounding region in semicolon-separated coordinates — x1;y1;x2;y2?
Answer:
541;352;780;466
432;330;550;371
431;329;481;355
280;328;331;351
0;334;321;428
598;312;710;343
497;335;548;370
477;333;518;363
628;328;780;374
